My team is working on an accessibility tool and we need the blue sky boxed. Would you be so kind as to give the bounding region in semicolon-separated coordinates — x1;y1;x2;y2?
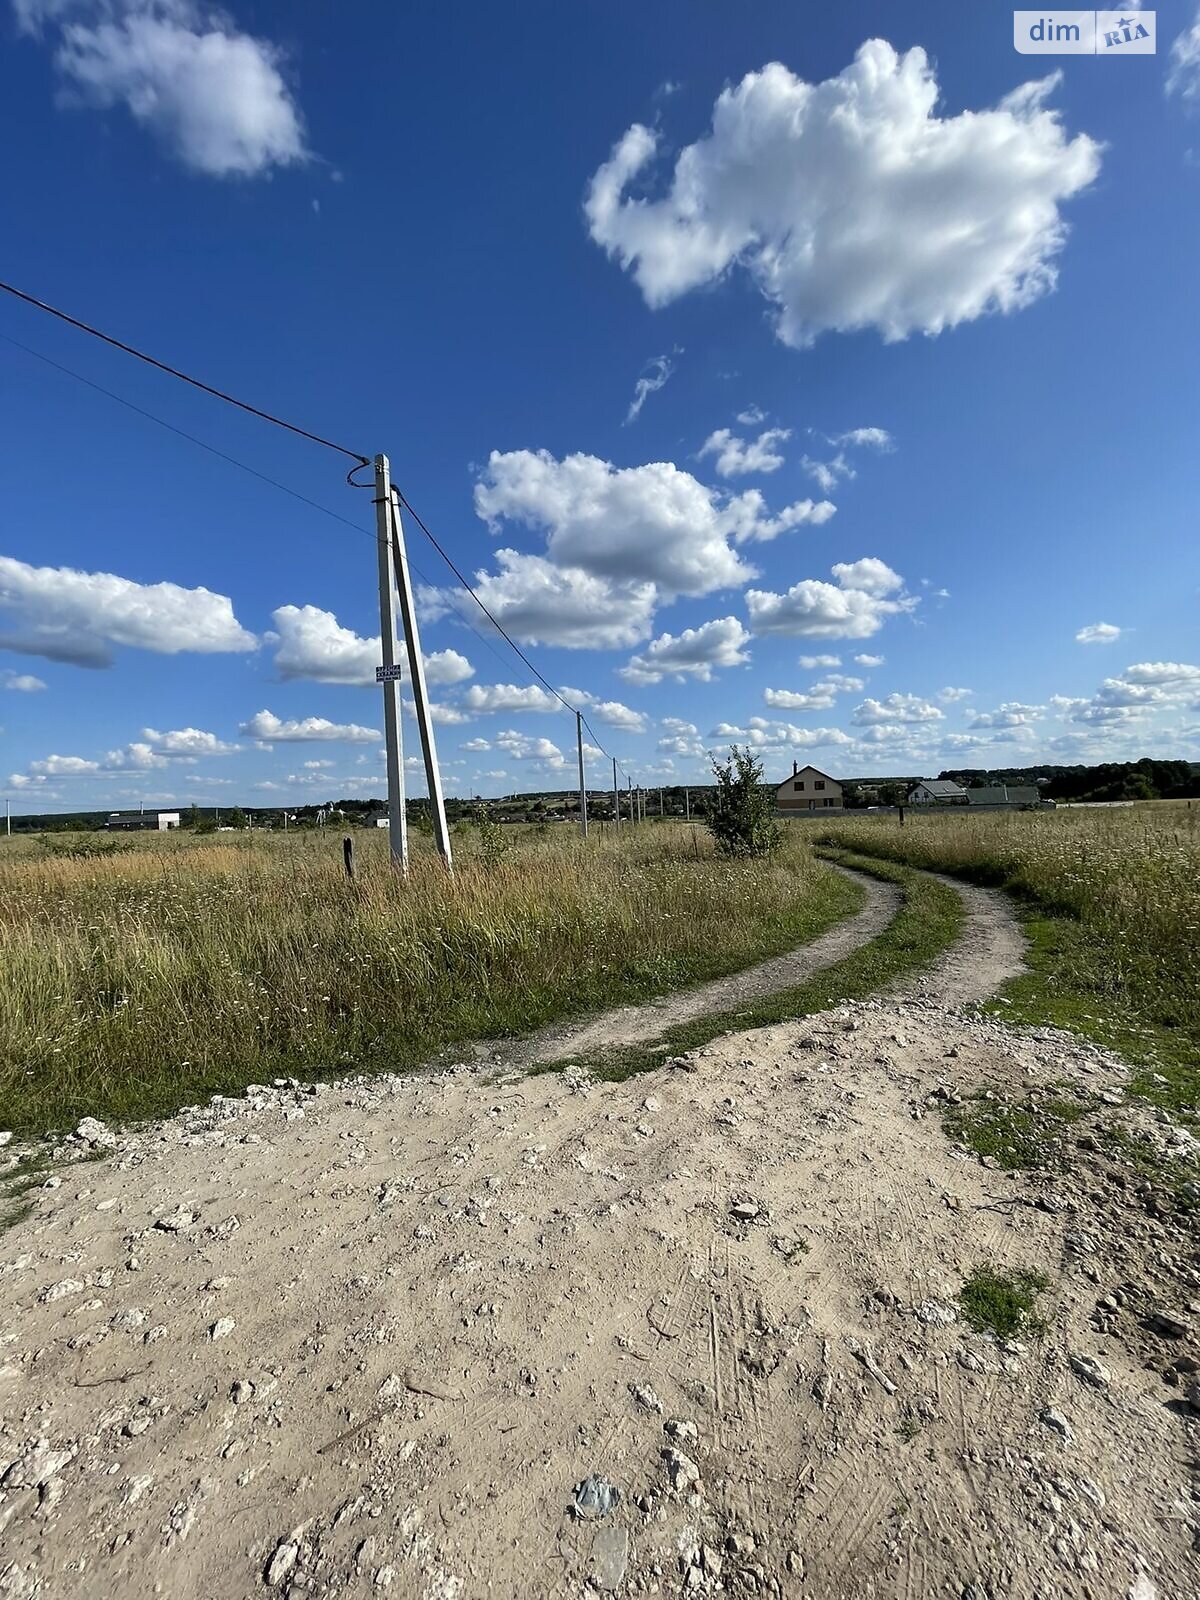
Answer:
2;0;1199;811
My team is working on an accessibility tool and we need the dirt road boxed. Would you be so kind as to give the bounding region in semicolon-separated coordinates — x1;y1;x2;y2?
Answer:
1;874;1197;1599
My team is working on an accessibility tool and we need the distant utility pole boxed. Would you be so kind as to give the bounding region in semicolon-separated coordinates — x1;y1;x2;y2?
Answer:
659;788;664;817
684;788;691;822
612;757;620;826
4;798;9;838
628;776;634;823
373;455;408;873
385;468;453;871
576;712;588;839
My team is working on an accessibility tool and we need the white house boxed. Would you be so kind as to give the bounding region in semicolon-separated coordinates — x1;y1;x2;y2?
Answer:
776;763;843;814
104;810;180;832
907;779;967;805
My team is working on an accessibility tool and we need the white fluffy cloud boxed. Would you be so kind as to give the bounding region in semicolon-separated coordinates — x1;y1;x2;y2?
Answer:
17;0;309;178
801;653;841;670
270;605;473;688
429;549;657;652
585;43;1100;348
698;427;790;478
854;654;885;668
852;693;943;726
0;554;256;667
462;683;560;715
764;675;863;712
710;716;852;751
802;427;895;493
494;729;566;768
619;616;751;685
473;449;832;601
746;559;913;639
239;710;379;744
141;725;234;756
1076;621;1122;645
1;669;46;691
29;753;98;776
937;685;972;703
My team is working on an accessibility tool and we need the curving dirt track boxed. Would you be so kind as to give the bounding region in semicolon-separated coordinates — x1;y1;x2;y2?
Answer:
1;872;1197;1600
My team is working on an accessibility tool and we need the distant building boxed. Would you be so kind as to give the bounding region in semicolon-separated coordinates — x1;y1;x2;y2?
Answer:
105;810;180;832
776;762;843;814
966;785;1047;809
907;779;968;805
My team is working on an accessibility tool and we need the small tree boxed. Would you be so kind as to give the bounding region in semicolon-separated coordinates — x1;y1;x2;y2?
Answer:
226;807;247;830
706;745;782;858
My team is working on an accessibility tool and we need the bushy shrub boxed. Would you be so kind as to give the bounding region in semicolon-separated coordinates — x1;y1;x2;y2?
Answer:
706;746;782;858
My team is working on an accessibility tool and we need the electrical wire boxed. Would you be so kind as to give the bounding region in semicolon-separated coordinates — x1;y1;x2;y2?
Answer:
0;278;369;467
395;491;630;778
0;309;632;784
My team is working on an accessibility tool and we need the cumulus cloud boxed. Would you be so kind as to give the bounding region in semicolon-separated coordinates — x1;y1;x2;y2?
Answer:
764;675;864;712
239;709;379;744
585;42;1100;348
854;654;885;668
852;693;943;725
1076;621;1122;645
472;449;832;609
0;554;256;667
625;352;677;423
746;559;914;639
709;716;853;751
937;685;973;703
559;688;648;733
801;653;841;670
0;669;46;691
16;0;309;178
494;730;567;768
836;427;894;451
430;549;657;652
619;616;751;685
141;725;234;755
698;427;790;478
270;605;473;688
970;702;1043;729
29;753;98;776
802;426;895;493
462;683;560;715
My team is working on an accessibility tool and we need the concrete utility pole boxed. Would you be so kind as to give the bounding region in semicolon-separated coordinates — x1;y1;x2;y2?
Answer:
575;712;588;839
386;475;453;871
373;455;409;873
684;788;690;822
4;798;9;837
628;776;634;823
659;788;664;817
612;757;620;826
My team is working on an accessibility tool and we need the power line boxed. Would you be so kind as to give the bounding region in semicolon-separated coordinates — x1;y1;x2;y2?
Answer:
0;308;631;784
396;492;629;777
0;278;368;467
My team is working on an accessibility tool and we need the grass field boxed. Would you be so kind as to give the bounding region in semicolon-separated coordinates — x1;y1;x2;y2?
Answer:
551;847;963;1082
818;805;1200;1125
0;822;862;1136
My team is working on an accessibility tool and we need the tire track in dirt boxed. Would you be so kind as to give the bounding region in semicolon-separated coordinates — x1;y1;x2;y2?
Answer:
493;863;903;1070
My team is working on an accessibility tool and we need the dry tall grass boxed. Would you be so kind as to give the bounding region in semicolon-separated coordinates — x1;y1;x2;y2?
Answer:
820;805;1200;1039
0;823;856;1132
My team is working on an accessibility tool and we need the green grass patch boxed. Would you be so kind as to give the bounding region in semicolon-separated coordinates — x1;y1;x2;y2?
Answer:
543;848;964;1083
960;1265;1050;1340
944;1090;1089;1172
816;815;1200;1134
